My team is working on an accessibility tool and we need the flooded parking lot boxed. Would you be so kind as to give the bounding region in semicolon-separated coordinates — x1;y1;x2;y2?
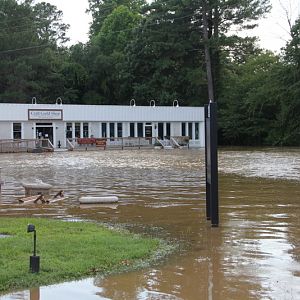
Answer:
0;148;299;300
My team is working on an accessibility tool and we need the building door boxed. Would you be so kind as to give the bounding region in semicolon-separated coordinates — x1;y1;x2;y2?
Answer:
145;123;153;144
36;123;54;144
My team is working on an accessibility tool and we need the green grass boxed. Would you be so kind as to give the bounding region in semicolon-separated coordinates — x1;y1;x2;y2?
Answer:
0;217;163;294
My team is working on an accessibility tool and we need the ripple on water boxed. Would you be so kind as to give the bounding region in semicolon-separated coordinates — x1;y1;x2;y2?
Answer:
219;148;300;181
0;148;300;300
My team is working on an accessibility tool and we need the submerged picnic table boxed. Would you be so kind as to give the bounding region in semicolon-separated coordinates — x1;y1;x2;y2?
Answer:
22;182;53;197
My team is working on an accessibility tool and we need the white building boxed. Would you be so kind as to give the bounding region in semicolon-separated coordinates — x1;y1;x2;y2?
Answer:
0;102;205;148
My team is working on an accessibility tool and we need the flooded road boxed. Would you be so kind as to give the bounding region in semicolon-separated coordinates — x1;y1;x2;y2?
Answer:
0;148;299;300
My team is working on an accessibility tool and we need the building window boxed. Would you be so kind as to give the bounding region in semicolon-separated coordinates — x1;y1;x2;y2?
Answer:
137;123;143;137
83;123;89;138
181;123;186;136
117;123;123;137
145;123;152;138
13;123;22;139
166;123;170;138
75;123;81;138
66;123;72;139
158;123;163;139
102;123;107;137
188;122;193;139
130;123;134;137
110;123;115;138
195;123;199;140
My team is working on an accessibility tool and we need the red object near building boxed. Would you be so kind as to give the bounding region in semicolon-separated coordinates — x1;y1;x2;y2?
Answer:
77;138;96;145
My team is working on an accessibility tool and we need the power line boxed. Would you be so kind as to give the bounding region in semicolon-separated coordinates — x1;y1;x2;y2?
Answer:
0;12;197;38
0;44;48;54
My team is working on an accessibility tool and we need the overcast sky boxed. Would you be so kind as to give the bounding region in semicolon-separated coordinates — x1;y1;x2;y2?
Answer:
37;0;300;53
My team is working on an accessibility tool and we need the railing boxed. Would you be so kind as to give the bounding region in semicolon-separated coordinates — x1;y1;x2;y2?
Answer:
155;138;174;149
170;137;181;148
66;139;75;151
0;137;191;153
0;139;54;153
172;136;190;147
67;137;156;150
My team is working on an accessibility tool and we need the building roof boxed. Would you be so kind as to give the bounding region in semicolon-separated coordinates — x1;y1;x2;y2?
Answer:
0;103;204;122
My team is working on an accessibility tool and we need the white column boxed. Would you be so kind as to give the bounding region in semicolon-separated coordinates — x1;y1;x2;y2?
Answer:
154;123;158;137
143;123;146;137
72;123;75;139
63;122;66;148
33;123;36;139
80;123;83;138
200;122;205;147
163;122;167;139
106;122;109;138
10;122;13;139
122;122;126;137
53;122;56;147
185;122;188;137
134;123;138;137
114;123;118;138
99;123;102;138
21;122;24;139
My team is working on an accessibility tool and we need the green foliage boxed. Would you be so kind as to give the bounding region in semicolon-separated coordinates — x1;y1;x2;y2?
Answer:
87;0;146;36
83;5;142;104
0;0;70;102
219;53;278;145
0;0;299;145
93;5;141;55
219;51;300;146
284;18;300;66
125;0;207;105
0;217;161;293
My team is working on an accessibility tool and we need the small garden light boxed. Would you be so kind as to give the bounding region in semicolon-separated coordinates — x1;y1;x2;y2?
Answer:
27;224;40;273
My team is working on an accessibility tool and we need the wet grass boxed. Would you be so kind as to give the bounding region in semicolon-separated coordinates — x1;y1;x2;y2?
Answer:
0;217;165;294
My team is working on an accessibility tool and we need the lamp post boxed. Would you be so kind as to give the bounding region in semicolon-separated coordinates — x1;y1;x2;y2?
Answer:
150;99;155;107
27;224;40;273
130;98;136;107
173;99;179;107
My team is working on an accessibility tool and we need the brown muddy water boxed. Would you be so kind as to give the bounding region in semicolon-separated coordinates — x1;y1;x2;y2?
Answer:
0;148;299;300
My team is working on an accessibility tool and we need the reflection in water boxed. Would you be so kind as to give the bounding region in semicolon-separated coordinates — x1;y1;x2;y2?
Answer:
0;148;300;300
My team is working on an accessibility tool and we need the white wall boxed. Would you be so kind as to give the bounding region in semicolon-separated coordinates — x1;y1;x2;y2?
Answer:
54;121;65;148
23;122;35;139
172;122;181;136
0;122;12;139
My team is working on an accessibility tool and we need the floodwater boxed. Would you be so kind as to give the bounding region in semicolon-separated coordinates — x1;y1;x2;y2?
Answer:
0;148;299;300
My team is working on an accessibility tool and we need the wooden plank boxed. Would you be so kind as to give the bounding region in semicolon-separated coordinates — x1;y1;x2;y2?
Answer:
18;194;45;204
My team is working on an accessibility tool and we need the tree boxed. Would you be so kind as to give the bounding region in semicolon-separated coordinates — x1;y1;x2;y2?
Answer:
33;1;70;45
125;0;207;105
82;5;142;104
219;52;282;145
87;0;145;36
0;0;70;102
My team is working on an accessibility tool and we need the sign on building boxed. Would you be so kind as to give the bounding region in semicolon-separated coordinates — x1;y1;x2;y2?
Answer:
28;109;63;120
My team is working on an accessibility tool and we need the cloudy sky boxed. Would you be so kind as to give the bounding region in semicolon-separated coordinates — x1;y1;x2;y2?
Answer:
38;0;300;53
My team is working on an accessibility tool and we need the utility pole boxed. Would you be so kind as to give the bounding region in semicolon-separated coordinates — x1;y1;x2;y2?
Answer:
202;2;214;103
202;1;219;227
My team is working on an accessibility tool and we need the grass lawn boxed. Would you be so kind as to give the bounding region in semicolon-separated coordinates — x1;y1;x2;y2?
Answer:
0;217;164;294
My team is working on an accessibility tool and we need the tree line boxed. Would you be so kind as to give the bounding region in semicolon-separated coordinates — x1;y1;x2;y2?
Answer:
0;0;299;146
